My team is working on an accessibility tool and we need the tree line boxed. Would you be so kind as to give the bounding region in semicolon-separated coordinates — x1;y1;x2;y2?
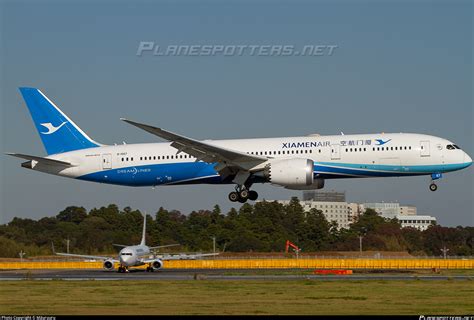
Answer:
0;197;472;258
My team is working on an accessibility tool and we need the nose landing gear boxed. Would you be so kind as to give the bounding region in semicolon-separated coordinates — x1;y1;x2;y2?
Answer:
429;173;442;192
118;266;128;273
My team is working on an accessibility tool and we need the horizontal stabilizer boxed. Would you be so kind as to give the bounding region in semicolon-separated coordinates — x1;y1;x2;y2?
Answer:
5;153;75;166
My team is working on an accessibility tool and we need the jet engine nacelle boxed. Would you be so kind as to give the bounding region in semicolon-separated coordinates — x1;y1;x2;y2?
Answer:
264;158;314;188
284;178;325;190
151;259;163;270
103;259;115;271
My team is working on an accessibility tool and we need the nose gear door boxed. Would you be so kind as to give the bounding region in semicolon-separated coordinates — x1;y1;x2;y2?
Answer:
420;141;430;157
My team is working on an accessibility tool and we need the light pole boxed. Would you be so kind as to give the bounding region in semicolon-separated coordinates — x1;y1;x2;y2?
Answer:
359;228;367;255
19;250;25;262
441;246;449;259
211;236;216;255
65;238;70;254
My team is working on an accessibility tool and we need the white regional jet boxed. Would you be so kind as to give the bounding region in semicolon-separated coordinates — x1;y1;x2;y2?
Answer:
55;214;216;272
7;88;473;203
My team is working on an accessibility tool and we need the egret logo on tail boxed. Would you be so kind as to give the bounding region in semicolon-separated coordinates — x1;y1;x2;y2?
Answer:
40;122;67;135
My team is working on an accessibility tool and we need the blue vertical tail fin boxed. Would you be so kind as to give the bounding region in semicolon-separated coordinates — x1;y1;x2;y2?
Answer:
19;87;102;155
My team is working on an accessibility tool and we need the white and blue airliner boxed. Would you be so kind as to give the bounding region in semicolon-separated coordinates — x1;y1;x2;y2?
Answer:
7;88;472;203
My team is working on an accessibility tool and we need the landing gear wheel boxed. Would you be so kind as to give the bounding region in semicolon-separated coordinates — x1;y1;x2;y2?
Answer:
239;189;249;200
238;197;247;203
248;190;258;201
429;183;438;192
228;192;239;202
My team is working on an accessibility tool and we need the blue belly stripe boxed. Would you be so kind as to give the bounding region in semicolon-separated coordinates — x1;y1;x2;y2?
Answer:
76;161;471;187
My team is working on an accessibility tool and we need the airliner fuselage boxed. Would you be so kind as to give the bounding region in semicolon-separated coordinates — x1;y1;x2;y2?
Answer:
28;133;471;187
9;88;473;203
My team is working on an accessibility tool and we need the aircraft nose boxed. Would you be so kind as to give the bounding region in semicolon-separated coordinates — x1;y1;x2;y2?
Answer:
465;152;473;166
120;255;132;266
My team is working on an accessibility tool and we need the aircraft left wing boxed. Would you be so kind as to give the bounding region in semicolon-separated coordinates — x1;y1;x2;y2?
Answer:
120;119;268;175
148;244;180;250
150;253;220;261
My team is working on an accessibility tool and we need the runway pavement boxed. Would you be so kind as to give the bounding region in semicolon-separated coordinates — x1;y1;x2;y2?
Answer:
0;269;472;281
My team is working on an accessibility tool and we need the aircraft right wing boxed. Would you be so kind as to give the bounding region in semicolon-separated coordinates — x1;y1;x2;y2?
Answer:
55;252;117;262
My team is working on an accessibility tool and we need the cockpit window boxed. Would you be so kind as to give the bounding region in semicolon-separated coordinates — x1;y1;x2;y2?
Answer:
454;145;461;150
446;145;455;150
121;252;133;256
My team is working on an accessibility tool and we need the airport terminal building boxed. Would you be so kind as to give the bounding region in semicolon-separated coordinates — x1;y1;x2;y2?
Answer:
262;191;437;231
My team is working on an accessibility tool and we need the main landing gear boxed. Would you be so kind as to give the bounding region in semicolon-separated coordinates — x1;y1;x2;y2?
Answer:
228;186;258;203
146;265;155;272
429;173;442;192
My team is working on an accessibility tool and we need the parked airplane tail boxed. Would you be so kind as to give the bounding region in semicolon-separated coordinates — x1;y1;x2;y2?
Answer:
140;214;147;246
19;87;102;155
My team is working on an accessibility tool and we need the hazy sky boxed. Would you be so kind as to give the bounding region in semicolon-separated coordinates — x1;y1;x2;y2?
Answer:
1;0;472;226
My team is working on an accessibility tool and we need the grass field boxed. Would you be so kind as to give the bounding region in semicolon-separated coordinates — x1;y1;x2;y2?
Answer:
1;280;473;315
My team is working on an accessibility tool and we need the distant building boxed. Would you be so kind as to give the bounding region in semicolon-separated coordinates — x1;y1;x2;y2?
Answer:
262;198;350;230
396;215;436;231
363;202;400;219
399;205;417;216
347;202;362;223
261;191;436;231
303;190;346;202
